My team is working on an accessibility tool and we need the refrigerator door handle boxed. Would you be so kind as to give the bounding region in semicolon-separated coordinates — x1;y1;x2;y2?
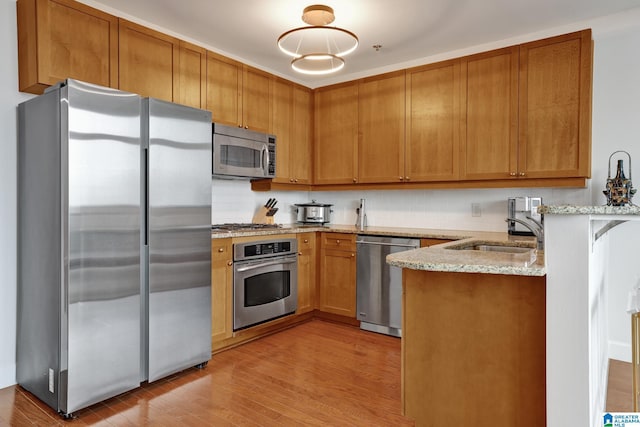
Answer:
143;147;149;246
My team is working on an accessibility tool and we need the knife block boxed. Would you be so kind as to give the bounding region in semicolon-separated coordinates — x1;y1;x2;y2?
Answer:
252;206;275;225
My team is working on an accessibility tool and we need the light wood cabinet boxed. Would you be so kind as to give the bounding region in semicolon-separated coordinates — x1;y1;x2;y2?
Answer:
118;19;178;102
272;80;313;185
296;233;317;314
462;47;519;180
405;59;465;182
402;269;545;426
177;41;206;109
205;51;242;126
17;0;118;94
314;82;359;184
205;52;270;131
518;29;592;179
211;238;233;346
358;71;406;183
318;233;356;317
290;85;313;184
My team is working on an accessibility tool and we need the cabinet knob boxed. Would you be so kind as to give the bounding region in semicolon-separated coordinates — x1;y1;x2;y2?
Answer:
298;252;302;256
289;178;294;182
336;240;341;244
510;172;516;177
351;253;355;257
405;176;410;181
244;125;249;129
353;178;357;183
294;179;298;183
227;261;232;266
519;172;526;177
304;239;309;243
218;247;224;252
399;176;404;181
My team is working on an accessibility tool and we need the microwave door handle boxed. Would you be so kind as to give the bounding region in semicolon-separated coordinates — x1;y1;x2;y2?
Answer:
236;258;297;272
262;146;269;172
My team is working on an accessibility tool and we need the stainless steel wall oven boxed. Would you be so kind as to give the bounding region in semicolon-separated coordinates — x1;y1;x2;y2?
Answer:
233;238;298;330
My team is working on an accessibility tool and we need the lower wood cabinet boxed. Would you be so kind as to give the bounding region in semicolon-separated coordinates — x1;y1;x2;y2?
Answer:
211;238;233;347
318;233;357;318
297;233;317;314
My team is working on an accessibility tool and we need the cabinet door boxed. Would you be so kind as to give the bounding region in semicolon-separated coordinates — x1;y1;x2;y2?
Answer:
291;85;313;184
242;66;271;133
118;19;178;102
177;41;206;109
211;239;233;345
272;77;293;184
297;233;317;314
206;52;242;127
406;60;464;182
519;30;592;178
358;71;406;183
17;0;118;94
319;248;356;317
463;47;519;180
314;82;359;184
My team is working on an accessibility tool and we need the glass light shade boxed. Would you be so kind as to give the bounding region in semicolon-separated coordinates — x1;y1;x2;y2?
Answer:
277;26;359;59
291;54;345;75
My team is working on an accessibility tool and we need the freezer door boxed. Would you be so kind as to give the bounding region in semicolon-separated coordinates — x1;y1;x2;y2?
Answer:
146;98;212;382
64;80;142;413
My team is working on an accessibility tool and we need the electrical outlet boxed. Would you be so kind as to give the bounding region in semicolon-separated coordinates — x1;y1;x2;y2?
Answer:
471;203;481;217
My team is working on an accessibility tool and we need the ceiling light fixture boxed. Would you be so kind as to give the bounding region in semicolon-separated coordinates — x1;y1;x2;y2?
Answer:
277;5;358;75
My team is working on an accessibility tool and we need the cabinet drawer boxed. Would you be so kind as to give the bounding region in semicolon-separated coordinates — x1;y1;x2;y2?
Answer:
321;233;356;251
212;238;232;262
297;232;316;251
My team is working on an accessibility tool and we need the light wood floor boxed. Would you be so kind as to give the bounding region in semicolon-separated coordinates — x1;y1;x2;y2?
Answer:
607;359;634;412
0;320;414;426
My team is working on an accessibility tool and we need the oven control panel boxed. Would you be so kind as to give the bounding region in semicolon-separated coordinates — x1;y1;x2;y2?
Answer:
234;238;297;261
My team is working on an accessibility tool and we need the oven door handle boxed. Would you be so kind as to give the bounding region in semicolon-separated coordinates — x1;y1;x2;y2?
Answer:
235;258;297;272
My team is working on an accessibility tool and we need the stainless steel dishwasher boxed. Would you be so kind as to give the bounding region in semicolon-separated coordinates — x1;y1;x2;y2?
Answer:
356;235;421;337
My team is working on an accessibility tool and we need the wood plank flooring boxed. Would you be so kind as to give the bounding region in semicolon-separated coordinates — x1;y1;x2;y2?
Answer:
0;320;414;426
607;359;633;412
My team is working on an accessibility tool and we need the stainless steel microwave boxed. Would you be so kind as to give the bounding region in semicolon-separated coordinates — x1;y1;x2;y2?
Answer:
212;123;276;179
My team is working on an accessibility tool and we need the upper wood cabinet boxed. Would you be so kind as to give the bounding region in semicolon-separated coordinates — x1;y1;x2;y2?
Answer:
177;41;206;109
118;19;178;102
405;60;465;182
205;51;241;126
462;47;519;180
272;79;312;184
290;85;313;184
205;52;270;131
314;82;359;184
358;71;406;183
17;0;118;94
518;30;592;179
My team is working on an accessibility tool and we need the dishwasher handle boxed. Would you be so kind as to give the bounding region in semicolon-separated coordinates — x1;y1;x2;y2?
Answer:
356;240;419;249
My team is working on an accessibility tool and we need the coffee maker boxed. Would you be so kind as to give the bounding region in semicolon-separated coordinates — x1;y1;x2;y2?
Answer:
507;197;543;236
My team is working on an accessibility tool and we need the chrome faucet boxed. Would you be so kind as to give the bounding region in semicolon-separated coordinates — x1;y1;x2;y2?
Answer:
505;217;544;250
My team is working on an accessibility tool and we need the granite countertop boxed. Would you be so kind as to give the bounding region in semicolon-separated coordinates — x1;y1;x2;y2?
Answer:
539;204;640;215
213;224;544;277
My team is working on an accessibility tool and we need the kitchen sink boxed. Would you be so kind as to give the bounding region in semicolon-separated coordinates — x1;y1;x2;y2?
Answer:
445;241;537;262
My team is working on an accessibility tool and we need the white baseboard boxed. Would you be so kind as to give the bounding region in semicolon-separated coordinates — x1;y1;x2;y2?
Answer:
609;340;632;363
0;363;16;390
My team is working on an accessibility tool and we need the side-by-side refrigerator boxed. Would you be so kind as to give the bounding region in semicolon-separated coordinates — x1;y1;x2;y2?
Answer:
17;79;212;416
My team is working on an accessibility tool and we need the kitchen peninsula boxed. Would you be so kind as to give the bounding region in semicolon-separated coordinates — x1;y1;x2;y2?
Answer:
387;237;545;427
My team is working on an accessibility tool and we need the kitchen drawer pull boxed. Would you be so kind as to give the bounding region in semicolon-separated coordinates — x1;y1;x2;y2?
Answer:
227;261;232;266
236;258;297;272
218;247;224;253
336;239;341;244
304;239;309;243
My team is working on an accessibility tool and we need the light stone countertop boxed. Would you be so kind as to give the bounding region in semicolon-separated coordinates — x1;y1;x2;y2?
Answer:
539;204;640;215
212;224;544;277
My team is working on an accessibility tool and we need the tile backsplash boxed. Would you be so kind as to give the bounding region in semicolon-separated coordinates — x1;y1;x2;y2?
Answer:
211;178;592;232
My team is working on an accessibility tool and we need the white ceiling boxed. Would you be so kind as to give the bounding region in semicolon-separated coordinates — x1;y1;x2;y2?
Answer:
83;0;640;88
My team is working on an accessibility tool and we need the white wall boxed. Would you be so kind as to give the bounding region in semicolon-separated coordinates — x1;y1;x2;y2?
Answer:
2;0;640;389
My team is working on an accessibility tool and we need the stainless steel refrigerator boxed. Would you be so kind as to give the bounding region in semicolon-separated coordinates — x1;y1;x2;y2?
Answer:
17;79;212;417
